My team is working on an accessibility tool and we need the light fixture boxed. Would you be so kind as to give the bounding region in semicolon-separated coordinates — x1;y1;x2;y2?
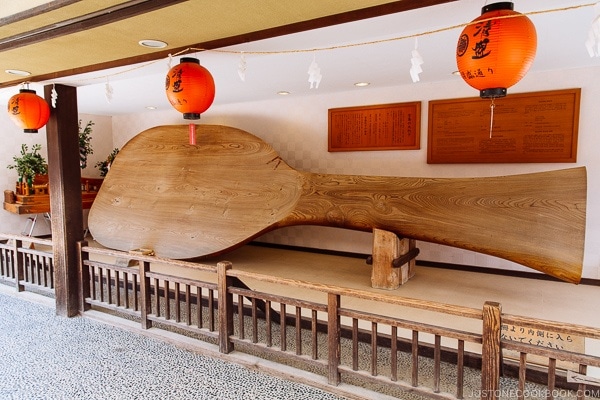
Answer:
145;106;157;110
138;39;168;49
165;57;215;145
354;82;370;87
456;1;537;99
7;87;50;133
277;91;290;95
5;69;31;76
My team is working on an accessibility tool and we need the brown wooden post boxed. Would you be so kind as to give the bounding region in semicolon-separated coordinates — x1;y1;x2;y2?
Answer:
217;261;234;354
44;84;83;317
481;301;502;400
77;241;90;313
139;260;152;329
327;292;341;385
13;239;24;292
400;238;417;284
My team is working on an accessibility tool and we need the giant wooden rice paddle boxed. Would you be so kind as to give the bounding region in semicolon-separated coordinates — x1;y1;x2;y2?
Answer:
88;125;587;283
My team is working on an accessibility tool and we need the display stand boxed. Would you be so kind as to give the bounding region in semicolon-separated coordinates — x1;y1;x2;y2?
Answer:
369;228;419;290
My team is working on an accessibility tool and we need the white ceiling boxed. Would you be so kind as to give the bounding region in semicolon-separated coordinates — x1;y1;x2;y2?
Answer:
1;0;599;116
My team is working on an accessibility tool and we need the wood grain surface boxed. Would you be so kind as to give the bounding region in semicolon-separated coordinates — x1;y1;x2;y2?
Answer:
88;125;586;283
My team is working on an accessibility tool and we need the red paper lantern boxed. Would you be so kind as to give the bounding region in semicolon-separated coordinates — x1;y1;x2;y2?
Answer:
456;2;537;98
165;57;215;119
7;89;50;133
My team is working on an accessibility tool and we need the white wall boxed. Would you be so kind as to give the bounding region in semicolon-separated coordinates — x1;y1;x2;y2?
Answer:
110;65;600;280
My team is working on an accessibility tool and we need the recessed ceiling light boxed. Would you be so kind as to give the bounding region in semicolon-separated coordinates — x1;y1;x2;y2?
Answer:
452;70;461;76
277;91;290;96
5;69;31;76
145;106;157;110
354;82;370;87
138;39;168;49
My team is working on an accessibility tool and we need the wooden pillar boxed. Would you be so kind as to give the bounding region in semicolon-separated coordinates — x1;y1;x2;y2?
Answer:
481;301;502;400
217;261;234;354
139;260;153;329
77;240;90;313
327;293;341;385
13;238;24;292
44;84;83;317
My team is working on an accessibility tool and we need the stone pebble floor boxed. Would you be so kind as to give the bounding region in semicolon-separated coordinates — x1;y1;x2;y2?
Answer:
0;291;344;400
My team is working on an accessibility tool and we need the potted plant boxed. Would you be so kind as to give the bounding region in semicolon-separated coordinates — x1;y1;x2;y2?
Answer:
79;120;94;169
7;143;48;194
95;148;119;177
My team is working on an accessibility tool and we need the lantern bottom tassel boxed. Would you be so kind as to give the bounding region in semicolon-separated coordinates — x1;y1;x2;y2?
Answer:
189;123;196;145
489;98;496;139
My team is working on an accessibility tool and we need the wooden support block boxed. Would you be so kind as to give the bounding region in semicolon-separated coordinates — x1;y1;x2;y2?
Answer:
115;248;154;267
114;258;139;268
370;228;418;290
399;238;417;284
371;228;400;289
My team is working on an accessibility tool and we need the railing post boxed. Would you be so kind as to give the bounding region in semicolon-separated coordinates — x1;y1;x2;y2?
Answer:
327;292;341;385
77;240;90;313
217;261;234;354
139;260;153;329
13;239;24;292
481;301;502;400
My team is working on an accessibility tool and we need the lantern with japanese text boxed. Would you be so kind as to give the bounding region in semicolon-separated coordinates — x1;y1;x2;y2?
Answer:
456;2;537;98
166;57;215;144
7;88;50;133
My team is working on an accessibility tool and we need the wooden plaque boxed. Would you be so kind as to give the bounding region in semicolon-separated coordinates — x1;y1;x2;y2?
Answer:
328;102;421;151
427;89;580;164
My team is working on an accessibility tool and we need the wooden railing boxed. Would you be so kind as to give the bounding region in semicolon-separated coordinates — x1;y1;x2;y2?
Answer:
500;314;600;400
0;233;54;293
75;242;600;400
224;265;486;399
1;233;599;400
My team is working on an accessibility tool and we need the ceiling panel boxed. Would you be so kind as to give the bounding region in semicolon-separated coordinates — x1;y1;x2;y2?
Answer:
0;1;130;37
0;0;411;86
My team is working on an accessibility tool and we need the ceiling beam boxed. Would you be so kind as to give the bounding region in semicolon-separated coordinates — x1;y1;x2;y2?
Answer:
0;0;187;52
0;0;81;25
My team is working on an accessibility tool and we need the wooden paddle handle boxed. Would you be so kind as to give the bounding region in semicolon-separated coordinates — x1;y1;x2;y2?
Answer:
276;168;586;283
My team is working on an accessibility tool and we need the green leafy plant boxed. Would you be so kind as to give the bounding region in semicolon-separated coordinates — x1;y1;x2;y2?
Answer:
79;120;94;169
7;144;48;182
95;148;119;177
